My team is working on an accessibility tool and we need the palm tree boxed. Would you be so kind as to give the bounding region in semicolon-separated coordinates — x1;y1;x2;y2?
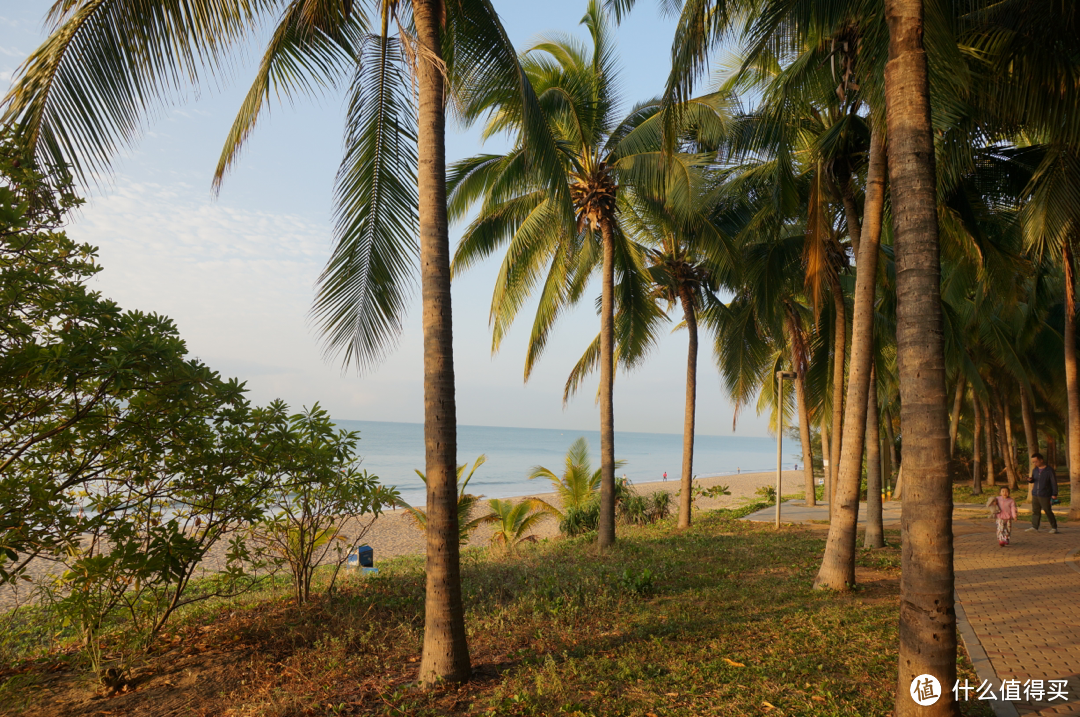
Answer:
883;0;957;712
814;124;887;590
479;498;548;553
1;0;558;686
593;193;730;528
399;455;490;546
448;0;728;548
528;437;619;517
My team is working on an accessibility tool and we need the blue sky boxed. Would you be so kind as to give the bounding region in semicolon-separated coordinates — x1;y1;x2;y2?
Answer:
0;1;774;438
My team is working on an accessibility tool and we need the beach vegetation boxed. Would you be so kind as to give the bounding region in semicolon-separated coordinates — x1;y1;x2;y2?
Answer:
528;438;625;518
0;144;402;689
477;498;549;554
0;513;992;716
251;405;398;605
399;455;489;546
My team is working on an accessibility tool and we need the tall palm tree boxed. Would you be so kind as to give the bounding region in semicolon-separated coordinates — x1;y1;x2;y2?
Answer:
1;0;559;686
448;0;728;547
588;193;731;528
883;0;957;712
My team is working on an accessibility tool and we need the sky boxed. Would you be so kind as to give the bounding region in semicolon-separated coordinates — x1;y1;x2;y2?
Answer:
0;1;775;438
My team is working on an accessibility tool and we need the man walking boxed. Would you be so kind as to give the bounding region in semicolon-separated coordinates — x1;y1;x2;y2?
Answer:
1026;452;1059;533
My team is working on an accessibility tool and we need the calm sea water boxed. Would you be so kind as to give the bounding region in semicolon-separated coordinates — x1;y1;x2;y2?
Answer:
335;420;800;506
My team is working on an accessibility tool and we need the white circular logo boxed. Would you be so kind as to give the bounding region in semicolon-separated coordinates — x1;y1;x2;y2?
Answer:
910;674;942;706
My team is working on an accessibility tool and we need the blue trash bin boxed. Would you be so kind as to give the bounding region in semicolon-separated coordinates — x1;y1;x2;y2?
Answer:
347;545;374;568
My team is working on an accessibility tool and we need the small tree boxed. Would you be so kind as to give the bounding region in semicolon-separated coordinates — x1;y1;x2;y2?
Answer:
529;438;625;518
479;498;548;554
254;405;398;604
398;455;488;546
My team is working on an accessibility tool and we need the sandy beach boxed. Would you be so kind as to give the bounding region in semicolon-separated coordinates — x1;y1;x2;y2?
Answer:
0;471;805;613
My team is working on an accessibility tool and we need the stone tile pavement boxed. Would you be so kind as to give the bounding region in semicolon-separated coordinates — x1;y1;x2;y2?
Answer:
741;501;1080;715
954;524;1080;716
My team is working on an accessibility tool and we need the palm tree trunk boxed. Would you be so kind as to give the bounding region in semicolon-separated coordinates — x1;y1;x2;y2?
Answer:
885;0;958;710
882;418;894;497
821;420;831;513
948;376;965;457
815;126;886;590
972;395;983;495
597;219;617;547
884;407;899;497
788;314;816;507
414;0;470;686
999;396;1019;490
678;286;698;528
1021;387;1038;466
797;373;816;506
1020;387;1037;504
865;367;885;548
1065;244;1080;520
984;395;996;489
829;281;846;508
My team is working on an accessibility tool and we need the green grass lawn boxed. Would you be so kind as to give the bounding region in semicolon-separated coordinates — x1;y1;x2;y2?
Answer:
2;507;992;716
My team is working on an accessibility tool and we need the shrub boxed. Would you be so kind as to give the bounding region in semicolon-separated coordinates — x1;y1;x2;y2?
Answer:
397;455;488;546
252;405;399;604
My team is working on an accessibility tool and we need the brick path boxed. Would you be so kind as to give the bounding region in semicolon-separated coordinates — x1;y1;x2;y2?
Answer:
955;524;1080;716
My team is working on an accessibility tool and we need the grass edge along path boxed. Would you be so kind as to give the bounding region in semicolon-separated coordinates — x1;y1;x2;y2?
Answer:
0;507;993;716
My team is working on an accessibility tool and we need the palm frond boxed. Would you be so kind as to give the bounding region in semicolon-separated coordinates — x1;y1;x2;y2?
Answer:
311;34;419;371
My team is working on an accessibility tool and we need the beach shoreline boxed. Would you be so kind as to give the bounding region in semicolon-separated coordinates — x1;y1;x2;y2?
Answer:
0;471;806;613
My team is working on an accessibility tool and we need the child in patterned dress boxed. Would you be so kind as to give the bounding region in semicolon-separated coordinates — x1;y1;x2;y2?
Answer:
990;487;1018;547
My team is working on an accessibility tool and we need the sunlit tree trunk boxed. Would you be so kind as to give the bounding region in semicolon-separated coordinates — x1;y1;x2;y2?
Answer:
597;219;618;547
829;281;846;508
882;418;894;496
815;127;886;590
885;0;958;711
822;420;831;514
948;377;965;457
678;285;698;528
865;367;885;548
884;407;899;496
1065;244;1080;520
786;310;816;506
415;0;470;686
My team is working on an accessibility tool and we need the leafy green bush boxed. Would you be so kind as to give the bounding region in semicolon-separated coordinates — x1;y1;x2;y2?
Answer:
618;567;656;596
756;485;778;503
252;405;398;604
559;499;600;536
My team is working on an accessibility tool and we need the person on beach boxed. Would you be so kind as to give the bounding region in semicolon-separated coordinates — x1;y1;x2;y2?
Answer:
663;471;667;481
1026;452;1059;533
988;487;1018;547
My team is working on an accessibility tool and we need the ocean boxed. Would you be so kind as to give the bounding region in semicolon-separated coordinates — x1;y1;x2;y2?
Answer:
335;420;801;506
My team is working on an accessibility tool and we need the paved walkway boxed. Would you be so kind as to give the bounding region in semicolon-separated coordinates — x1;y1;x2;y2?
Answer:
954;525;1080;716
740;503;1080;715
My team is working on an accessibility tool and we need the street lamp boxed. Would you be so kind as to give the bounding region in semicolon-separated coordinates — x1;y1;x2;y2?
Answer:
775;370;798;529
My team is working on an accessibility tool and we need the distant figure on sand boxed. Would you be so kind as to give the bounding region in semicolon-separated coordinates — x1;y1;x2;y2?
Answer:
663;471;668;481
1026;452;1059;534
988;487;1018;547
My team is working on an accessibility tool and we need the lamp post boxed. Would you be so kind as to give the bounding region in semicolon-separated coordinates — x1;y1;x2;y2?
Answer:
775;370;798;528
